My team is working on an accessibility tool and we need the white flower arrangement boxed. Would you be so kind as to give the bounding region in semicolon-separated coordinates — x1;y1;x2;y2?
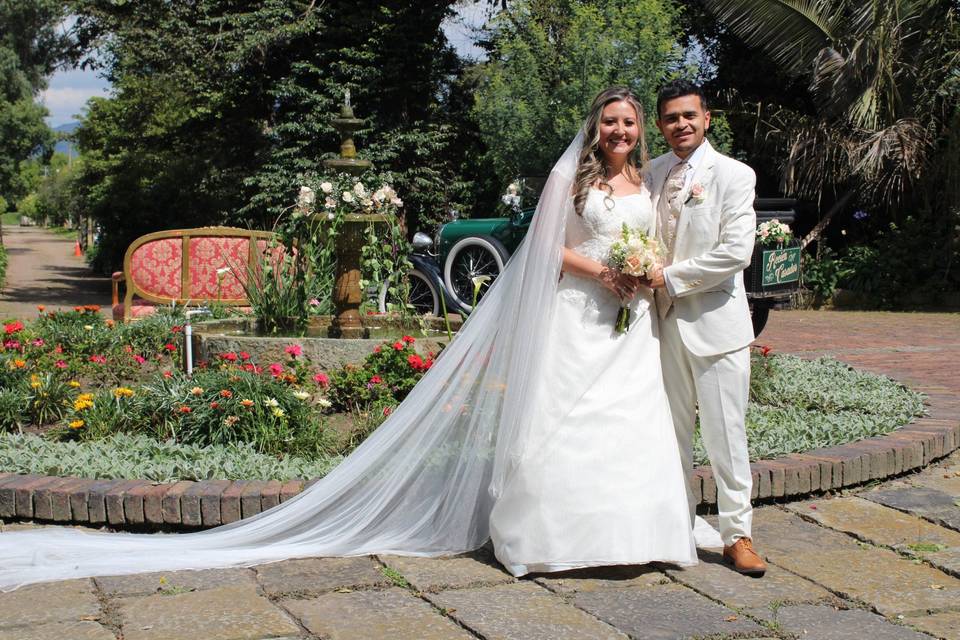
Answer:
501;181;523;213
756;219;793;246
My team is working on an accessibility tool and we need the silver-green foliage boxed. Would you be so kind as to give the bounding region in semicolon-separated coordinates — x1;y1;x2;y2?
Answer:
694;354;925;464
0;432;342;482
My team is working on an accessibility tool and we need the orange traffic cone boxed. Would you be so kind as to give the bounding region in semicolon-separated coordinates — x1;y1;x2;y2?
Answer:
74;241;83;257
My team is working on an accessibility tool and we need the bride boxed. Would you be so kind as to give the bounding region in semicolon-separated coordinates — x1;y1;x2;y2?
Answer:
0;87;697;590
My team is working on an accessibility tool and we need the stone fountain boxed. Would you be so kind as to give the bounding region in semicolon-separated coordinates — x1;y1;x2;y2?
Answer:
323;90;387;339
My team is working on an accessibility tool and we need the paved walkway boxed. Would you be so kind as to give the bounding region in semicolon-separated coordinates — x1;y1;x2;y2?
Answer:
0;224;112;320
1;311;959;639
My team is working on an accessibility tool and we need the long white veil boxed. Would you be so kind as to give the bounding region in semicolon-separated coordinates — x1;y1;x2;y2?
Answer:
0;134;585;591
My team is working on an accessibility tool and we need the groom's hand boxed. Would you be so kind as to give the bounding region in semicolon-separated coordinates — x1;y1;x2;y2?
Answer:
647;265;666;289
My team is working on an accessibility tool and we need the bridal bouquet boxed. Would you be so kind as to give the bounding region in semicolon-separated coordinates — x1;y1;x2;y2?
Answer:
608;224;664;333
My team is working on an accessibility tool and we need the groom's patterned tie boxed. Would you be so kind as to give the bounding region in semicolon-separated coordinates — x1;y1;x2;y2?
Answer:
657;161;688;319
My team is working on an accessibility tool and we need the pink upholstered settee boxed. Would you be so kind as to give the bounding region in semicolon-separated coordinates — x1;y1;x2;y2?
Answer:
112;227;279;322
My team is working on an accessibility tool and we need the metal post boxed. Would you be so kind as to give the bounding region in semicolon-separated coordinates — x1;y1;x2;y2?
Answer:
183;308;211;376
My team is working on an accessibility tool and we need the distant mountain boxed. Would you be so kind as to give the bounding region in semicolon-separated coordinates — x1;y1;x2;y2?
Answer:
53;122;80;156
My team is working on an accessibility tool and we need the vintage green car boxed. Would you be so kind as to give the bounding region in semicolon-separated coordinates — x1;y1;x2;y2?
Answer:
437;206;535;312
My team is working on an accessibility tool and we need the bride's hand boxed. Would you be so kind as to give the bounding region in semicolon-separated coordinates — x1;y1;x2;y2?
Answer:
598;267;641;300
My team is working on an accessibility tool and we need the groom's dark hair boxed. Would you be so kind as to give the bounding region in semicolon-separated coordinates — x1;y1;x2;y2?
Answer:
656;80;708;118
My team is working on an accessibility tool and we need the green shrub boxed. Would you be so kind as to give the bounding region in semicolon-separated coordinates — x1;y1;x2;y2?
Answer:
0;244;7;290
0;432;341;482
328;336;435;410
801;247;842;306
693;352;925;464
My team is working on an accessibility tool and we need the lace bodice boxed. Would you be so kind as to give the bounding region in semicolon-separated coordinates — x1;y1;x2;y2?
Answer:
558;187;656;319
565;187;655;261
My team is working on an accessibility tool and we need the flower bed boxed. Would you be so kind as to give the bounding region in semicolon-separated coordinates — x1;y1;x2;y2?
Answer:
0;309;926;483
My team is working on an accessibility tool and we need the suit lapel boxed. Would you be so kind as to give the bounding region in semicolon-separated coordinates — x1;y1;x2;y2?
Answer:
646;154;672;240
674;141;717;250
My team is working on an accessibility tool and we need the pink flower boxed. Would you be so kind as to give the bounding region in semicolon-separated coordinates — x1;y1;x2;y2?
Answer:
55;360;68;369
269;363;284;377
370;375;383;384
3;340;20;350
373;346;381;353
690;183;704;197
54;345;63;354
31;338;44;347
239;351;250;361
133;354;147;365
313;372;330;388
89;354;107;365
284;344;303;357
309;298;320;307
163;370;173;378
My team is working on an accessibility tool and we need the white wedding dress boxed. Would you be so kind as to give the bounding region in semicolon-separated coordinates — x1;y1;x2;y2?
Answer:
490;187;697;574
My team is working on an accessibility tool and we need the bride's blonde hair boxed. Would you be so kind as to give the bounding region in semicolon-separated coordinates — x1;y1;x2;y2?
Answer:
573;87;648;217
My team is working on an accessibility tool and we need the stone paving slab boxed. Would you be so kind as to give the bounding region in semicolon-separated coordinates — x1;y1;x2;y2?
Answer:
115;584;300;640
909;458;960;495
787;496;960;549
533;564;667;595
665;548;839;619
740;484;960;618
0;620;116;640
903;609;960;640
255;556;390;597
283;586;474;639
863;486;960;531
379;551;514;593
425;581;626;640
95;567;258;597
572;581;766;639
773;604;933;640
0;578;101;628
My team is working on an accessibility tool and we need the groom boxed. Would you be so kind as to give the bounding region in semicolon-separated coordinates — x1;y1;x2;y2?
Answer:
646;80;766;575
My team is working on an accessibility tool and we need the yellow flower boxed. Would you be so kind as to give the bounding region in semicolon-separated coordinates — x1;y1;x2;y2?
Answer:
271;407;285;418
73;393;95;411
30;381;41;389
113;387;135;398
69;419;84;429
68;380;81;388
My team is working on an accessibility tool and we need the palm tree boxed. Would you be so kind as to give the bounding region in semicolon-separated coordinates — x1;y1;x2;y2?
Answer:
701;0;957;246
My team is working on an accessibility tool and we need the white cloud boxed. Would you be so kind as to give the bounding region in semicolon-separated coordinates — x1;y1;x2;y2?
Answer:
41;68;111;127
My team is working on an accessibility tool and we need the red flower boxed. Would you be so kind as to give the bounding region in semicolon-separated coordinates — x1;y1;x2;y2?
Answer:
209;401;220;409
313;372;330;388
760;346;772;357
424;358;434;370
392;341;405;351
36;305;45;312
84;304;101;312
370;375;383;384
220;352;238;362
4;321;23;335
55;360;67;369
54;345;63;354
220;389;233;398
242;363;256;372
133;354;146;365
164;343;177;352
284;344;303;357
163;370;173;378
239;351;250;361
123;345;133;353
170;325;182;333
89;354;107;365
269;363;284;377
402;335;415;344
383;406;393;417
407;354;424;370
178;405;192;414
373;346;381;353
73;306;83;312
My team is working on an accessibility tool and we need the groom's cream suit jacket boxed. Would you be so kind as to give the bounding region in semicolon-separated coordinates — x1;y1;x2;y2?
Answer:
646;140;757;357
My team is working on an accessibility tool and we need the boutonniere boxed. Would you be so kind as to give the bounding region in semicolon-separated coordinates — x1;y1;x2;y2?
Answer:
684;182;707;206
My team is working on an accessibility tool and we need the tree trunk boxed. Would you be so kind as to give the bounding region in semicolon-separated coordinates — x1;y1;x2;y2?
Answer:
801;189;856;249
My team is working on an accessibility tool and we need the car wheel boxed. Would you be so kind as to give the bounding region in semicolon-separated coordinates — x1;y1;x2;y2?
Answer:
378;268;441;316
443;235;508;312
750;302;771;337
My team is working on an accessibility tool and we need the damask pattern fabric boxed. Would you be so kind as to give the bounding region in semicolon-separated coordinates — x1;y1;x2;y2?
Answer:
129;239;182;299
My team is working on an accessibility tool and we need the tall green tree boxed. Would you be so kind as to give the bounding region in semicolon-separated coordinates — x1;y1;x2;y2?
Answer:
0;0;72;204
470;0;684;184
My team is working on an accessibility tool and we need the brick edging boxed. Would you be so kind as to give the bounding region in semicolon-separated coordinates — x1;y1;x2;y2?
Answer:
0;417;957;529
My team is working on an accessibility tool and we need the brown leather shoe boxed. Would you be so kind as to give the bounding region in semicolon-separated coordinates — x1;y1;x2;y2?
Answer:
723;537;767;576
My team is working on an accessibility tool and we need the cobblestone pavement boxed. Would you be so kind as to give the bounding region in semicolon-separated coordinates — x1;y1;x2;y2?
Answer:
0;225;112;320
1;309;958;640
